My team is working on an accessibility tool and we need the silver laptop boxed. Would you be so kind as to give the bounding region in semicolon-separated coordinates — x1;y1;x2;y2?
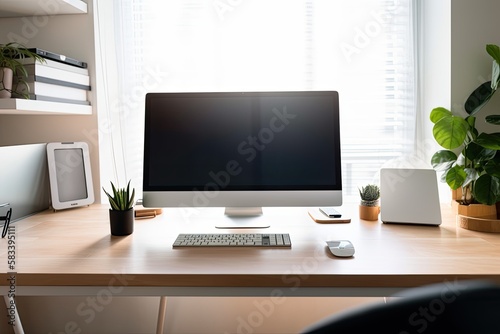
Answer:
380;168;442;226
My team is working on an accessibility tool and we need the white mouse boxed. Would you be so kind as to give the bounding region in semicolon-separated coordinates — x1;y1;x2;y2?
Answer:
326;240;355;257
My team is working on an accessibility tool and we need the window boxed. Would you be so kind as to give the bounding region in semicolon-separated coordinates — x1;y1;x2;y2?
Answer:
96;0;417;201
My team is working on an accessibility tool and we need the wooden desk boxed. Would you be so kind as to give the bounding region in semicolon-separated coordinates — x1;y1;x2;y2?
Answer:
2;203;500;296
2;203;500;333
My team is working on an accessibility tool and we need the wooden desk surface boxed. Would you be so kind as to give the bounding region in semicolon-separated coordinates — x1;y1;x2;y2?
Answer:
1;203;500;293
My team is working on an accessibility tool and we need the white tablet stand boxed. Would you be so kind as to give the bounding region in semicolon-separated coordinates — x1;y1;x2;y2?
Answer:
47;142;94;210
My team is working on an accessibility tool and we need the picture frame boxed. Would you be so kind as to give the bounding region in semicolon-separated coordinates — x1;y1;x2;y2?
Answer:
46;142;94;210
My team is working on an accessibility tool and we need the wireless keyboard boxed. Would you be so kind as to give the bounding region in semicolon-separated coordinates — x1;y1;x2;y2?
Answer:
173;233;292;248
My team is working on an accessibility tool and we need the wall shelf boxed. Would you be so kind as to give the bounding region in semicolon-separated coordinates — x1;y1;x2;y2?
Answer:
0;0;91;116
0;0;87;17
0;99;91;115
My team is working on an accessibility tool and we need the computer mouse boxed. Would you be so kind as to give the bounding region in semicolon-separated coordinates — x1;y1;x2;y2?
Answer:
326;240;355;257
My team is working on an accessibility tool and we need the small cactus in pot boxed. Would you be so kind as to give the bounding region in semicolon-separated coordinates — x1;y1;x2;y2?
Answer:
359;184;380;207
359;184;380;221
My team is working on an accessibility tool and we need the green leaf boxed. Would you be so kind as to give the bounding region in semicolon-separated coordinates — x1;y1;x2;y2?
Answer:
125;180;135;209
475;133;500;150
464;141;497;162
463;168;478;188
431;150;457;171
432;116;469;149
486;44;500;65
486;115;500;125
103;187;120;210
445;165;467;189
491;61;500;90
484;160;500;178
473;174;500;205
488;44;500;91
464;81;495;116
466;115;476;128
102;180;135;211
430;107;452;124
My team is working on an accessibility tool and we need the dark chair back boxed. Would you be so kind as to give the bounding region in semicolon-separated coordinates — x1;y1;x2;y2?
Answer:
302;280;500;334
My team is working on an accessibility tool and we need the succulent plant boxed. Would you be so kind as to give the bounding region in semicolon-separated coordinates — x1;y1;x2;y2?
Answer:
359;184;380;207
102;180;135;211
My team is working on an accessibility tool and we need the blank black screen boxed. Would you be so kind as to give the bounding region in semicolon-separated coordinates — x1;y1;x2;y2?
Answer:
143;91;341;191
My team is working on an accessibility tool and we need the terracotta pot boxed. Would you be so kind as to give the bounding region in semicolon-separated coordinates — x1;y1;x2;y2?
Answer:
359;205;380;221
0;67;13;98
109;209;134;236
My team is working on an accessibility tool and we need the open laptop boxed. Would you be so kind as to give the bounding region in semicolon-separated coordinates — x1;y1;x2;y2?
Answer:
380;168;442;226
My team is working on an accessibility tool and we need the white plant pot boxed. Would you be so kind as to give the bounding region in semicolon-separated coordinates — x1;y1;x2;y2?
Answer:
0;67;13;98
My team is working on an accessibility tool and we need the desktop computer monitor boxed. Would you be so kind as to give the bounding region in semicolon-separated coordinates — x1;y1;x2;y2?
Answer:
142;91;342;217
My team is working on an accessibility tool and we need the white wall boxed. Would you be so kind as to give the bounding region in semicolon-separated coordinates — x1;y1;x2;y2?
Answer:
450;0;500;134
420;0;451;200
421;0;451;140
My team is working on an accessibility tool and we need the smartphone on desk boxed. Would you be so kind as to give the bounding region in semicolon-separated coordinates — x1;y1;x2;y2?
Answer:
309;208;350;224
319;207;342;218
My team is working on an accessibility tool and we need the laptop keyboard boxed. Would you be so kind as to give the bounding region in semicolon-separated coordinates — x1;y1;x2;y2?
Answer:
173;233;292;248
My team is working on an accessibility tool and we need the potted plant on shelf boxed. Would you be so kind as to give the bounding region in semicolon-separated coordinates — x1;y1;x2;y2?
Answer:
359;184;380;221
0;42;45;99
430;44;500;229
103;180;136;236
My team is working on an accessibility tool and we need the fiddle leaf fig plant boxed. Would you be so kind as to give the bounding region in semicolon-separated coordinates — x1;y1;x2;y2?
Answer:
430;44;500;206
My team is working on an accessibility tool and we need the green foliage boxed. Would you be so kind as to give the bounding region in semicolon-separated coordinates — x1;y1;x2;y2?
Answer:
430;44;500;205
0;42;46;98
487;44;500;90
359;184;380;204
102;180;135;211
